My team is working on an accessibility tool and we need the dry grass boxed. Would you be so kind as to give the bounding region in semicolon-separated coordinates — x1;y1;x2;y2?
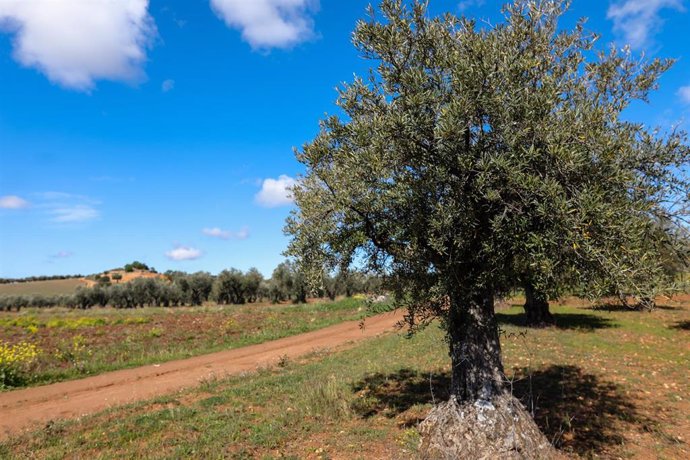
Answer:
0;279;88;296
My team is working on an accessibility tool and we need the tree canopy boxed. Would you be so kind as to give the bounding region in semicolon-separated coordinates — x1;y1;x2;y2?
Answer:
286;0;690;406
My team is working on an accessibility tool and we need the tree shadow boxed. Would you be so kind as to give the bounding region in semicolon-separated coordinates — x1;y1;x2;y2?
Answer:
351;365;656;456
496;312;616;331
509;365;659;455
671;320;690;330
589;303;680;312
351;368;450;425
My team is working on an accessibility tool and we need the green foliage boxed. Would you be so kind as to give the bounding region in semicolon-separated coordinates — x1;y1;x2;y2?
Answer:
244;267;264;302
287;0;690;323
268;261;308;304
0;266;377;310
148;327;164;338
1;340;40;388
124;261;150;272
213;269;247;305
53;335;91;371
285;0;690;401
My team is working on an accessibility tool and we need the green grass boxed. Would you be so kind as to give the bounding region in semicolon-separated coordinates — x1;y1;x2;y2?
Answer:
2;299;689;459
0;297;382;388
0;279;88;296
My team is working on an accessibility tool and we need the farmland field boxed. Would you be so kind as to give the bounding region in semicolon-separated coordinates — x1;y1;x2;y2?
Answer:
0;279;88;296
0;297;376;388
1;297;688;459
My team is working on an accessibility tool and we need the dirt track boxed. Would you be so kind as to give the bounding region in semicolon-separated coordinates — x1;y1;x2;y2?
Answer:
0;309;404;440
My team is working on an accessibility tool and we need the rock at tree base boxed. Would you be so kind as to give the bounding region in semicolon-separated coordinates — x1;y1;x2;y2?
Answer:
418;394;557;459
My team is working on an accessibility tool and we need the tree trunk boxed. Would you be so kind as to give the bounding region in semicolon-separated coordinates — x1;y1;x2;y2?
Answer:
523;282;554;327
448;290;506;402
420;289;557;458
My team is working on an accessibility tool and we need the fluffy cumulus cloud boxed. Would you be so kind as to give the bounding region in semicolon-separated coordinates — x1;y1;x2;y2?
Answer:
255;175;296;207
0;0;156;90
166;246;202;261
0;195;29;209
679;86;690;104
202;226;250;240
607;0;686;49
210;0;318;49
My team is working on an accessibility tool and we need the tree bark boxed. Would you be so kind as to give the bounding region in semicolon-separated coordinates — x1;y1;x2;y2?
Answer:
421;289;557;458
448;290;506;402
524;282;554;327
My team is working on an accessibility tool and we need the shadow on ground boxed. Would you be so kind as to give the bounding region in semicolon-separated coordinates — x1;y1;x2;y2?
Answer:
496;312;616;331
671;320;690;330
351;365;652;456
589;303;680;312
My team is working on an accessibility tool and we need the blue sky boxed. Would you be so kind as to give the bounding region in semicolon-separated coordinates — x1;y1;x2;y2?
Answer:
1;0;689;279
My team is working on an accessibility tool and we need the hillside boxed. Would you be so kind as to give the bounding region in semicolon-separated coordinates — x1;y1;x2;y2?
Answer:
0;279;89;296
0;268;165;296
82;269;166;287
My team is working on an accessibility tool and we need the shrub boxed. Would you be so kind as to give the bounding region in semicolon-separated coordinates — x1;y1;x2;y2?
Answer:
0;341;40;388
148;327;164;338
54;335;91;371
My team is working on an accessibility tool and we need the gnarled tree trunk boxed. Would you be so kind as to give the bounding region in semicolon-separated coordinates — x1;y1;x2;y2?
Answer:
524;282;555;327
418;289;556;459
448;290;506;401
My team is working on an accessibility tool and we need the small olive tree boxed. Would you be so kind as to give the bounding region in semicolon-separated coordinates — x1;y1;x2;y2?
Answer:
286;0;689;453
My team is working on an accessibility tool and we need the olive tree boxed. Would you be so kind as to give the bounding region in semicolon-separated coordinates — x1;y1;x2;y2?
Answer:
286;0;689;454
244;267;264;303
213;269;246;305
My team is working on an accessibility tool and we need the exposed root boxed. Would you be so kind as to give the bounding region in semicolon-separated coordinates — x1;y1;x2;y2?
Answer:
418;393;558;459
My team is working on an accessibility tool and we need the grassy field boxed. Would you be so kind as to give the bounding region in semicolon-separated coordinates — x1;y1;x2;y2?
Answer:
0;297;373;388
0;279;88;296
1;298;688;459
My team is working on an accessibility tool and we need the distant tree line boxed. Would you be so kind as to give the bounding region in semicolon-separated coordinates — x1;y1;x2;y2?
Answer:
0;262;381;311
0;274;84;285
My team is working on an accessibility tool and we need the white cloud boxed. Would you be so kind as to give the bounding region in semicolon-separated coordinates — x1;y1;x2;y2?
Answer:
49;205;99;223
51;250;73;259
458;0;485;12
161;79;175;92
203;227;230;239
0;195;29;209
678;86;690;104
210;0;318;49
31;192;101;223
0;0;156;90
255;175;296;207
233;226;250;239
203;226;250;240
165;246;202;261
34;191;83;201
607;0;686;49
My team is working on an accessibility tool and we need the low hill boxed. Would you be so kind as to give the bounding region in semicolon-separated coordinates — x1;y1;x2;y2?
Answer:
0;269;166;296
0;278;90;296
83;269;166;287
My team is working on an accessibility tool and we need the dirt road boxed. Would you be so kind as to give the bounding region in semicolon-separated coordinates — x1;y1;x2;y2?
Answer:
0;309;404;440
